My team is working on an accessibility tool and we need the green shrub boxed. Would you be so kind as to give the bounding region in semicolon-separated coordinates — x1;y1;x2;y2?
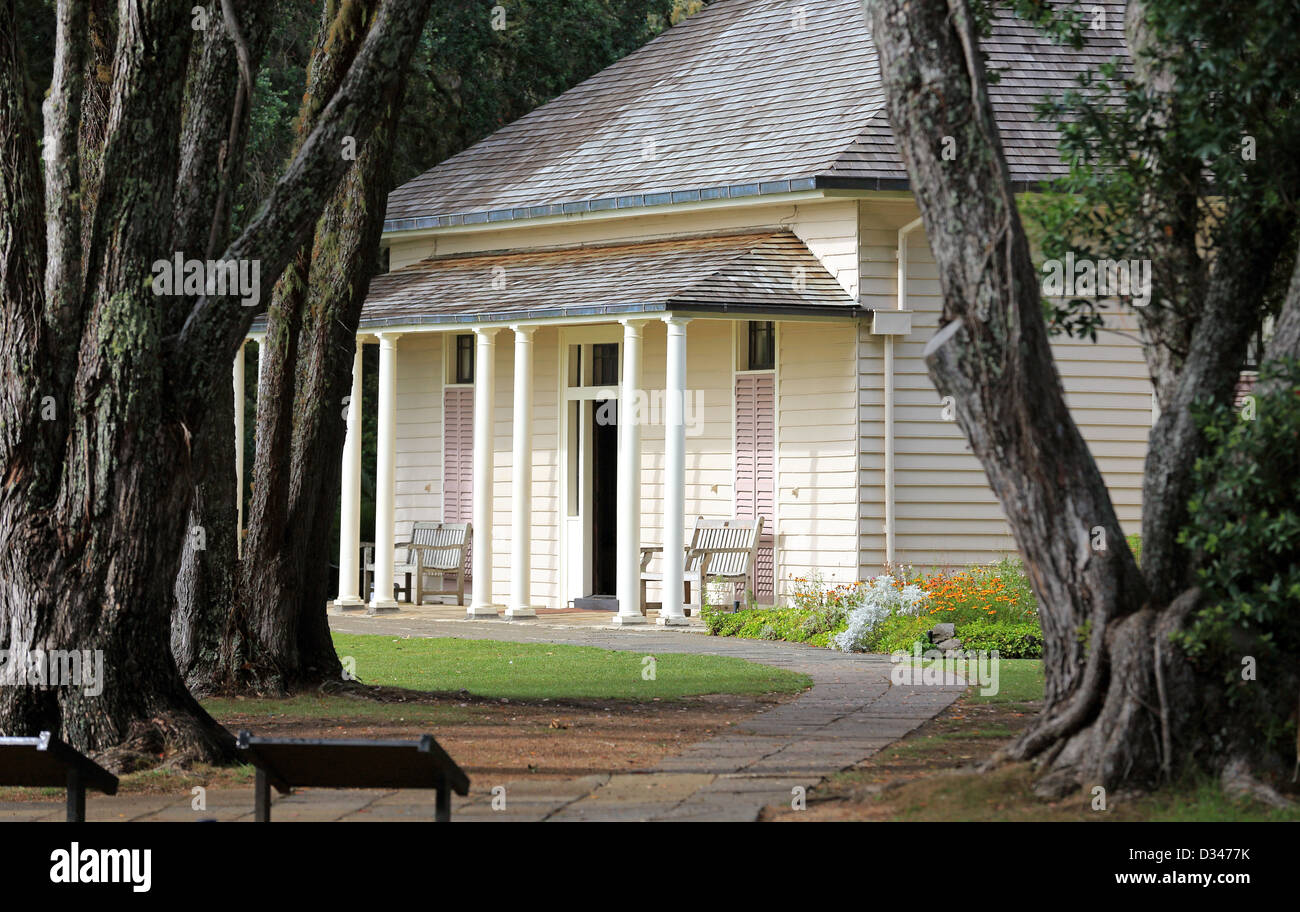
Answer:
953;621;1044;658
702;604;846;645
871;613;935;654
1176;359;1300;750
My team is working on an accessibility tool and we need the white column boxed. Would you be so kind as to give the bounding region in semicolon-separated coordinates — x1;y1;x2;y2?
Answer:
468;327;500;617
233;340;246;559
613;319;647;625
335;341;365;610
658;316;691;625
505;325;537;618
369;332;401;613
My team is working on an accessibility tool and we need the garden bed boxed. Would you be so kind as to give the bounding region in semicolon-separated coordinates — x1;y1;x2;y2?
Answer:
702;560;1044;658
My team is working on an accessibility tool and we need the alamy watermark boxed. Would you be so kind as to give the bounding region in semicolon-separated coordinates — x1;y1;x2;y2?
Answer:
0;644;104;697
890;643;1001;697
594;388;705;435
151;253;261;307
1041;253;1151;308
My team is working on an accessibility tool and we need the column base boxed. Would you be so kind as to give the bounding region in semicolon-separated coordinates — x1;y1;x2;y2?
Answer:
503;606;538;619
466;605;502;619
329;597;367;615
656;614;691;627
366;600;401;616
610;613;647;626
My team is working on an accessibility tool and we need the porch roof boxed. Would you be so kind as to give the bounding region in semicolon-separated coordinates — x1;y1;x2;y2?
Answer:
358;230;861;328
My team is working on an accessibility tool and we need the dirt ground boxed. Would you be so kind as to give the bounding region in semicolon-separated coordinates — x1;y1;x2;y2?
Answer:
223;687;796;780
763;694;1300;822
0;685;797;803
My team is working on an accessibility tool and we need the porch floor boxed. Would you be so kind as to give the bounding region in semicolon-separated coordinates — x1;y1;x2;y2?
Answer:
332;597;708;631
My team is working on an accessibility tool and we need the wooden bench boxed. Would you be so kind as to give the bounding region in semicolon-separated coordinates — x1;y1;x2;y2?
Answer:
237;731;470;822
0;731;119;822
640;516;764;615
364;521;472;606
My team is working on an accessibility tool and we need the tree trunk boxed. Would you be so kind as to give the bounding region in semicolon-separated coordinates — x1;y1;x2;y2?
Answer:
0;0;432;766
868;0;1231;796
233;0;408;692
169;0;273;695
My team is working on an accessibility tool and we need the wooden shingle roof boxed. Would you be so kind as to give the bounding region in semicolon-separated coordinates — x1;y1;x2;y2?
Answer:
360;230;859;327
384;0;1128;232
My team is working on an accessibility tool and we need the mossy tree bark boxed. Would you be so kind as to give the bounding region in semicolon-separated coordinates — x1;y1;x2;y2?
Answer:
231;0;409;694
0;0;432;766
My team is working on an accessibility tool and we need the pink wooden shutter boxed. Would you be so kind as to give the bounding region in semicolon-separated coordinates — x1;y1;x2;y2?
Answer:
735;374;775;603
443;387;474;576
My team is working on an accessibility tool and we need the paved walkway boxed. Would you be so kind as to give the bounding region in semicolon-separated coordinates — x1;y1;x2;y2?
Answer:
0;612;964;822
327;612;964;821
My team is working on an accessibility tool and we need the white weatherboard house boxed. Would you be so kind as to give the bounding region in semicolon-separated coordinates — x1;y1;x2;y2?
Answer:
244;0;1150;623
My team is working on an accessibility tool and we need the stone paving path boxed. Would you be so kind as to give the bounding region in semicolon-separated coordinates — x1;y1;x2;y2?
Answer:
329;614;965;821
0;614;964;823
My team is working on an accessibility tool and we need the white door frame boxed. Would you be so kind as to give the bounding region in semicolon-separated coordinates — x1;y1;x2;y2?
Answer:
558;325;624;605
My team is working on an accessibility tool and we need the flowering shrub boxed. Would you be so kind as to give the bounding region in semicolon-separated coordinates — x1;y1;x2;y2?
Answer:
703;561;1042;655
913;559;1038;626
831;576;929;653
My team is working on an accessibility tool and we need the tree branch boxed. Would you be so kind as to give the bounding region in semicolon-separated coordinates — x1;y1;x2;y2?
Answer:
169;0;272;329
43;0;88;346
0;0;53;483
173;0;433;418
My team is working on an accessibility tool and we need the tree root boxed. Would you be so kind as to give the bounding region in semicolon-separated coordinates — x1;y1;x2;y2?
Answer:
1221;757;1293;809
94;708;237;774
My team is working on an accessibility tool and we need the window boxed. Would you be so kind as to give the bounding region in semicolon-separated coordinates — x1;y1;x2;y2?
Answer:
747;321;775;371
591;343;619;386
454;334;474;384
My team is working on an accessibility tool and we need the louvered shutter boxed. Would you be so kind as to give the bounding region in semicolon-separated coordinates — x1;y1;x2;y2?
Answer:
735;374;775;603
444;387;474;576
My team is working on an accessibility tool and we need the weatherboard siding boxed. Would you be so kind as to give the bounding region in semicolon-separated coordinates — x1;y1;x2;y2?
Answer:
393;333;443;545
856;200;1151;575
777;320;860;596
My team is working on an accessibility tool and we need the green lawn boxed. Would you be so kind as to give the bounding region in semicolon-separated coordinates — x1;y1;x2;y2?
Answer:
901;657;1045;704
969;658;1044;704
331;633;811;701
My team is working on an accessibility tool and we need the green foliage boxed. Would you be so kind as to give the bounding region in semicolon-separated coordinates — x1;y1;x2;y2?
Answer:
913;559;1040;627
869;615;1043;659
705;561;1044;656
1023;0;1300;339
1126;533;1142;566
701;604;843;646
952;622;1044;659
871;613;934;654
1176;361;1300;739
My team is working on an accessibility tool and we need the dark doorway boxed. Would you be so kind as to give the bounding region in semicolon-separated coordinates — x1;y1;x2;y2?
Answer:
591;399;618;595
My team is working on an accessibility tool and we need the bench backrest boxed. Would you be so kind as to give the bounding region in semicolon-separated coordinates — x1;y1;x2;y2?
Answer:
408;521;471;570
236;731;470;796
0;731;118;794
687;516;763;578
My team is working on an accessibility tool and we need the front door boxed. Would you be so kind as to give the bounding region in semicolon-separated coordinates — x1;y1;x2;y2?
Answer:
590;397;618;595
